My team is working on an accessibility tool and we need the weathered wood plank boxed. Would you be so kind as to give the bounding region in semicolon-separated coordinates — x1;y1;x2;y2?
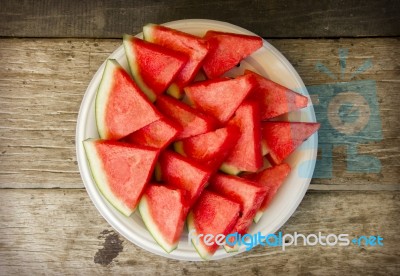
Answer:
0;38;399;189
0;189;398;274
270;38;400;191
0;0;399;38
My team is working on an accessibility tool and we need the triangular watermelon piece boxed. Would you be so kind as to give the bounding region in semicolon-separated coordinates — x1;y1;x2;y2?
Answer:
155;95;217;140
83;139;159;216
139;184;187;253
187;190;241;259
243;163;291;223
122;117;180;151
262;122;320;164
221;101;263;174
96;59;162;140
123;35;188;102
209;174;268;252
173;126;240;171
143;24;209;99
184;74;256;124
158;151;211;206
202;31;263;79
245;70;309;120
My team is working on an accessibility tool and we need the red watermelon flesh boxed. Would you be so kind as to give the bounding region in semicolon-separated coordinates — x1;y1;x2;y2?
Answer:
209;174;268;248
184;74;256;124
155;95;217;140
262;122;320;165
143;24;209;98
202;31;263;79
123;35;188;102
96;59;162;140
123;117;181;150
243;163;291;223
139;185;187;253
174;126;240;171
187;190;241;259
221;101;263;174
83;139;159;216
245;70;308;120
158;151;211;206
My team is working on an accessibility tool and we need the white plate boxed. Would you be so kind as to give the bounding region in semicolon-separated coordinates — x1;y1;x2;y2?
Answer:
76;19;318;261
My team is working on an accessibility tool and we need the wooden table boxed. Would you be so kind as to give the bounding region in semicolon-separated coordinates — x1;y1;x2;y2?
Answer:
1;1;399;274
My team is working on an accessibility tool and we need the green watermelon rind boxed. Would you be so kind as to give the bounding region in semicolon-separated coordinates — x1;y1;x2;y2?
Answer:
253;210;264;224
138;196;178;253
123;34;157;102
186;211;214;260
261;140;269;156
173;141;187;157
142;23;155;43
154;162;162;182
166;83;183;99
219;162;241;175
83;139;134;217
95;59;120;139
223;243;240;253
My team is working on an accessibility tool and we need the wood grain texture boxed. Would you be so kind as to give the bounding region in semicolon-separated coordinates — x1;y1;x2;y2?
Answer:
268;38;400;191
0;0;399;38
0;189;398;275
0;38;398;189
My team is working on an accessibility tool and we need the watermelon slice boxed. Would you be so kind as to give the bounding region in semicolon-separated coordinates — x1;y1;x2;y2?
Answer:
184;74;256;124
83;139;159;216
174;126;240;171
221;101;263;174
262;122;320;164
158;151;211;206
243;163;291;223
187;190;241;259
245;70;309;120
143;24;209;98
202;31;263;79
123;35;188;102
209;174;268;252
155;95;217;140
96;59;161;140
122;117;180;151
139;185;187;253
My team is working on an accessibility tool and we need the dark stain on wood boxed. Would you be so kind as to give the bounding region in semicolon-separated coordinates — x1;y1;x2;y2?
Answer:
251;266;261;276
94;229;124;266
